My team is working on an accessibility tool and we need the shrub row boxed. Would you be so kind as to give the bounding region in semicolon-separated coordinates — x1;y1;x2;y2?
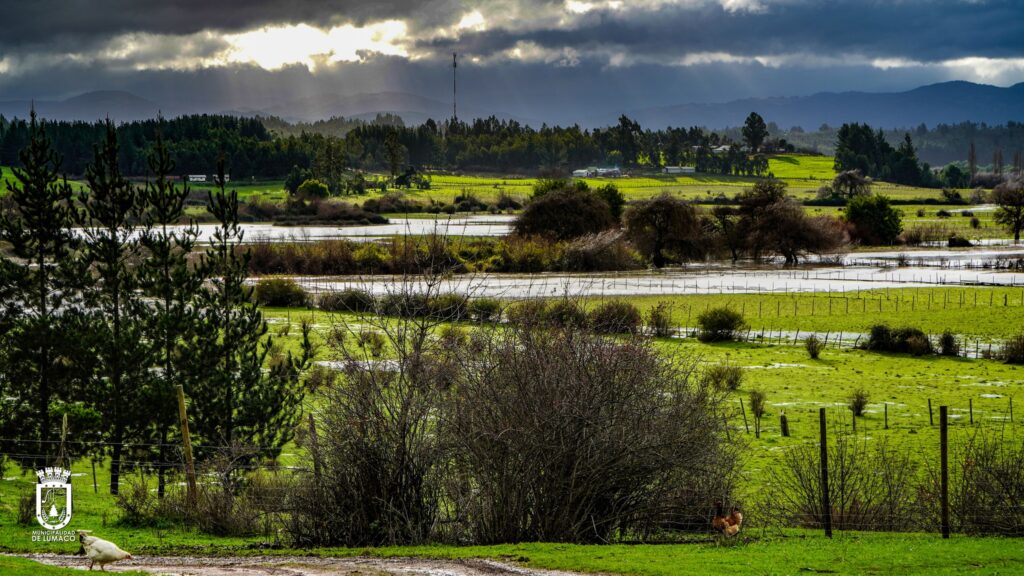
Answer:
246;233;643;277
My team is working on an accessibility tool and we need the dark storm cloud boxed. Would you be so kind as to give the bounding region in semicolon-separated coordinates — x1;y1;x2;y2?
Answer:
0;0;457;47
425;0;1023;63
0;0;1021;118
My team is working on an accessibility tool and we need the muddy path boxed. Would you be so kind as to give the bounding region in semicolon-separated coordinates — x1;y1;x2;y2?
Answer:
19;553;592;576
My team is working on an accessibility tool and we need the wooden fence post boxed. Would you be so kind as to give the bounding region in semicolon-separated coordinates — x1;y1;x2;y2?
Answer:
940;405;950;539
819;408;832;538
969;398;974;425
176;384;198;507
884;403;889;430
929;399;934;426
308;413;322;481
780;412;790;437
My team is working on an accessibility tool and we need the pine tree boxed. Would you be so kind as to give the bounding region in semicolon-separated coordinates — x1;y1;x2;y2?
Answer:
191;158;312;464
968;141;977;179
0;110;91;468
137;132;203;496
81;122;153;494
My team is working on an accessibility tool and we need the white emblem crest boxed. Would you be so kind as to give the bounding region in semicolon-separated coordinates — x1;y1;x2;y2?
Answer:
35;467;73;530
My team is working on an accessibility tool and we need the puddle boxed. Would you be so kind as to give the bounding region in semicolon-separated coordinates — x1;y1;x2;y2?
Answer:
22;553;584;576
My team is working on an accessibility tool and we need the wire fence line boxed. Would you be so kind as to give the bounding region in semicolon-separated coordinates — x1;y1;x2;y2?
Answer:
282;266;1024;301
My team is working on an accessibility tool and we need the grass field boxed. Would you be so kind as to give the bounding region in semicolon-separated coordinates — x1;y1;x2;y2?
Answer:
808;204;1009;240
351;154;948;206
0;156;963;210
311;535;1024;575
615;287;1024;339
6;533;1024;575
2;288;1024;571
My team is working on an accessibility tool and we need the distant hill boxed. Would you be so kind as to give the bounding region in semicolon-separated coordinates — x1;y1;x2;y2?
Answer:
3;82;1021;133
252;91;538;125
625;81;1024;130
0;90;163;122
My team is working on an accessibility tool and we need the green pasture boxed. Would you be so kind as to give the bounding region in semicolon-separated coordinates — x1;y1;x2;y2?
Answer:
614;287;1024;340
187;179;288;203
311;534;1024;575
6;532;1024;575
257;301;1024;473
354;154;946;206
807;204;1009;240
2;289;1024;569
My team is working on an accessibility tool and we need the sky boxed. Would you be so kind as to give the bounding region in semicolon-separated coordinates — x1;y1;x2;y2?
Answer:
0;0;1022;122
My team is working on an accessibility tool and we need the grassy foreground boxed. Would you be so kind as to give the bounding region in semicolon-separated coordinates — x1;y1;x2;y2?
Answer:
5;534;1024;575
314;535;1024;575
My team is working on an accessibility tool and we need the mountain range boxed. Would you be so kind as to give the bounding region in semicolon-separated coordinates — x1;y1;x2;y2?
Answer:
1;81;1021;130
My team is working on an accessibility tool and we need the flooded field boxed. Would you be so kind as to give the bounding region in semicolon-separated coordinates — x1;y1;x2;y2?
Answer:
282;265;1024;299
229;215;514;241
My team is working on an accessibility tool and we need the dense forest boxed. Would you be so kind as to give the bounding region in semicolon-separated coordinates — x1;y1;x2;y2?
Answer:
0;113;778;181
769;121;1024;168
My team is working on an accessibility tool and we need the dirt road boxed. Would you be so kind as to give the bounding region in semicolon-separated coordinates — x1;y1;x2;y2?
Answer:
22;553;591;576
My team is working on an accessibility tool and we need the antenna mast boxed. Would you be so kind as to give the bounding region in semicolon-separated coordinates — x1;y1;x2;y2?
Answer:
452;52;458;122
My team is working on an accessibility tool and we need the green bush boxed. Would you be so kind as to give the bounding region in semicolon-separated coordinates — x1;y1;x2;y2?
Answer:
506;300;549;327
849;389;869;417
429;293;470;321
253;277;308;307
468;298;502;322
1000;335;1024;364
296;178;330;198
545;299;588;329
647;302;674;338
319;288;376;312
588;300;642;334
939;330;960;357
696;307;747;342
805;335;824;359
865;324;933;356
379;292;430;318
703;362;743;391
844;195;902;245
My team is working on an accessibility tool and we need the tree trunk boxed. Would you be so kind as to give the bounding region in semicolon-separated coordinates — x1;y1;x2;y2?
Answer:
110;440;123;495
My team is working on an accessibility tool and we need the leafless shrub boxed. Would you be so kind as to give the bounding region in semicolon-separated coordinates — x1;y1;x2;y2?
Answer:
918;429;1024;535
764;428;922;531
901;223;953;245
447;325;737;543
561;229;642;271
286;272;461;547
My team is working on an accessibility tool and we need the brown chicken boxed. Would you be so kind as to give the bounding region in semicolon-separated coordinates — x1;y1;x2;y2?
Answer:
712;501;743;537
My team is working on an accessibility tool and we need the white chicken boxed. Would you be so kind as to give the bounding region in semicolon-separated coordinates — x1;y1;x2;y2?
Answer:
76;530;133;571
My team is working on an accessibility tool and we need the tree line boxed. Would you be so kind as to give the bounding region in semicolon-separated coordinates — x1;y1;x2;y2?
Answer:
0;112;312;495
0;112;782;183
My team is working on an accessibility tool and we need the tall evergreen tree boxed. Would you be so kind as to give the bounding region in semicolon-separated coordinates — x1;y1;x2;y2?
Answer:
0;110;91;468
137;133;203;496
191;158;312;462
81;122;153;494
